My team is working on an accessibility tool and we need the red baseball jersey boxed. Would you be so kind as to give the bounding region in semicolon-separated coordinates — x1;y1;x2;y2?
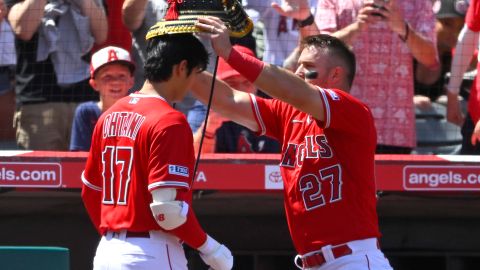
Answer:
82;93;195;233
249;87;380;254
466;0;480;123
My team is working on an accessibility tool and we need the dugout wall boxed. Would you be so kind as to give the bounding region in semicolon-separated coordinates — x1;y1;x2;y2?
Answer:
0;152;479;270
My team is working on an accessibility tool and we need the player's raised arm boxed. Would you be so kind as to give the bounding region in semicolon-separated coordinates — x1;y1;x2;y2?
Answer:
191;71;259;132
196;16;327;122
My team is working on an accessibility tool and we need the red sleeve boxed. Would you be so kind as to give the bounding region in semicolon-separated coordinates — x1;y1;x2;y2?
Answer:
317;87;376;143
81;123;104;234
81;183;103;234
146;116;207;248
249;94;287;142
147;119;195;192
168;189;207;249
467;0;480;32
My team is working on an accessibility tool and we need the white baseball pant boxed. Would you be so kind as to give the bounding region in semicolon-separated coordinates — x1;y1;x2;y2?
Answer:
93;230;188;270
297;238;394;270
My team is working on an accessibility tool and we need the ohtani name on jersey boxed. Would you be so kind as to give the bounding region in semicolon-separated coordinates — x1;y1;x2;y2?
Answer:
280;135;332;168
103;112;146;140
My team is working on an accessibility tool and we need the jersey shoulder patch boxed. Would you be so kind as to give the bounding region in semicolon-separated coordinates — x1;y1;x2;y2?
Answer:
168;164;189;178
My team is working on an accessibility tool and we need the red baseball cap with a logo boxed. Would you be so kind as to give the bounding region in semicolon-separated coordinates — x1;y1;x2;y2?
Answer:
90;46;135;78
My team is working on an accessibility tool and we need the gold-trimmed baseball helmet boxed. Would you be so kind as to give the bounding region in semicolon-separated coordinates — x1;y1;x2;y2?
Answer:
146;0;253;40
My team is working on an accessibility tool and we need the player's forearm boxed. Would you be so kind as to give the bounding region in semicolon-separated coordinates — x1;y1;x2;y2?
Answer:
224;46;325;121
404;25;439;69
447;26;478;94
122;0;148;32
255;64;325;121
81;186;102;234
8;0;46;41
169;207;207;249
192;72;256;129
192;72;236;114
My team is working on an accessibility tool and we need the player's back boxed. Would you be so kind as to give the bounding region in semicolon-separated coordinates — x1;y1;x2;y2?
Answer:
90;93;194;232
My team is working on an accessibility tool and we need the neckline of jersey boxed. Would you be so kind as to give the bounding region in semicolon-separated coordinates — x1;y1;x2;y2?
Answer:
130;93;168;104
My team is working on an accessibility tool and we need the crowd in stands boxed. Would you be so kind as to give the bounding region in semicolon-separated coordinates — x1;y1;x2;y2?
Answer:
0;0;478;155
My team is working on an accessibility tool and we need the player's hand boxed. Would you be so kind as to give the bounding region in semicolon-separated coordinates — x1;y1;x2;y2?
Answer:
195;16;232;60
271;0;311;21
198;235;233;270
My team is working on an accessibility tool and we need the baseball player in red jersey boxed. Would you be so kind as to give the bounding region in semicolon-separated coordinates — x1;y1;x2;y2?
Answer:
192;16;394;270
81;33;233;270
447;0;480;153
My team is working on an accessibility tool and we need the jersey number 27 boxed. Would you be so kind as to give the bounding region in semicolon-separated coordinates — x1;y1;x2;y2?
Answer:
299;164;342;210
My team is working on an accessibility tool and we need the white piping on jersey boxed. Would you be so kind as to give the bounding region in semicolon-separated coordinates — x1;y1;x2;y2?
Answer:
318;88;331;128
129;93;167;103
249;93;266;135
81;171;102;191
148;181;190;191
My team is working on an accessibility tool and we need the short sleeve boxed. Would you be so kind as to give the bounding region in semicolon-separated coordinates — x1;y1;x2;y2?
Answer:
317;87;375;141
249;94;288;142
147;122;195;192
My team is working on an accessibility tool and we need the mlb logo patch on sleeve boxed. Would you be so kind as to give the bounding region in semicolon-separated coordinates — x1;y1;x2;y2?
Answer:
168;165;189;177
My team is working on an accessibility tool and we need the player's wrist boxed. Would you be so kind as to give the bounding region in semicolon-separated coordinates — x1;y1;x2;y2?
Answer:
226;47;264;83
198;235;233;270
198;234;220;255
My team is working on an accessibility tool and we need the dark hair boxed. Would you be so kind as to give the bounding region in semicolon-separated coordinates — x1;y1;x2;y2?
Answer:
302;34;356;88
144;34;208;82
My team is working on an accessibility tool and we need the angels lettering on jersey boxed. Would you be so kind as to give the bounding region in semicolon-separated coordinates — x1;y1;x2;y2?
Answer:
280;132;333;169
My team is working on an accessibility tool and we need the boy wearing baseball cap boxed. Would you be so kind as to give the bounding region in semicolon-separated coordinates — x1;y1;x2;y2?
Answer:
69;46;135;151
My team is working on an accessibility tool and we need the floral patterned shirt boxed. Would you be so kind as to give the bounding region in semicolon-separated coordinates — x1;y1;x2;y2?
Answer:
315;0;436;147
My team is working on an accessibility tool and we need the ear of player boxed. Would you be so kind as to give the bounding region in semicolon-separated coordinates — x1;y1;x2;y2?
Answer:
145;0;253;40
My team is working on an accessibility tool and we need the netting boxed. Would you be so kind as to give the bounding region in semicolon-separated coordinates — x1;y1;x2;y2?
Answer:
0;1;476;156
